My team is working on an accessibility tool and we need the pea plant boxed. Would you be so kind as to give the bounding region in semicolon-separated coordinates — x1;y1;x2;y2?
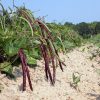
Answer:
0;5;65;91
70;72;81;90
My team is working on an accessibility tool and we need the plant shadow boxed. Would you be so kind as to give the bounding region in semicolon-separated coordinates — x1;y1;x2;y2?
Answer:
13;67;23;78
87;93;100;100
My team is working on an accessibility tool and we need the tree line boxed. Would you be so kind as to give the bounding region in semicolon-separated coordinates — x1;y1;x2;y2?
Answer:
64;21;100;38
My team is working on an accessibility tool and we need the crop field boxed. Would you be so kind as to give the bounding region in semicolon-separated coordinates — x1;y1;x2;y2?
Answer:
0;2;100;100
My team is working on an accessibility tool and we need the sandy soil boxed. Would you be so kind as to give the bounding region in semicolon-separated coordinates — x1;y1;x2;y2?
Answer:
0;44;100;100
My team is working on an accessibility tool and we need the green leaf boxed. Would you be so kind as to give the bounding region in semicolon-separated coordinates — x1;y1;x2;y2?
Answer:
4;42;18;56
72;73;80;85
74;77;80;85
33;40;41;45
0;62;13;74
72;73;76;82
26;55;37;65
14;37;28;49
24;49;40;59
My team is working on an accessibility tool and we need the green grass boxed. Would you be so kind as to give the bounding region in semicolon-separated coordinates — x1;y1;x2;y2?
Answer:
88;34;100;47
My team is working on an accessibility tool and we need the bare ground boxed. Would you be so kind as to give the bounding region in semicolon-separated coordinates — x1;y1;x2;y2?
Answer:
0;44;100;100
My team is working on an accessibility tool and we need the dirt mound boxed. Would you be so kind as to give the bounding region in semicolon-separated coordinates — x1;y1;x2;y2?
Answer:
0;44;100;100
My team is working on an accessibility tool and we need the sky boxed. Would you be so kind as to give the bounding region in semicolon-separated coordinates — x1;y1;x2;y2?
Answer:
0;0;100;24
